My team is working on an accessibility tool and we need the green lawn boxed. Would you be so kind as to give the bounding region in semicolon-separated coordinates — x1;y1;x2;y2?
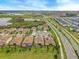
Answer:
0;45;59;59
8;19;45;27
0;51;53;59
64;27;70;31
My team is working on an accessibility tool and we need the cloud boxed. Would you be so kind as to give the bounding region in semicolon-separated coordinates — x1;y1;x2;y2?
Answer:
56;0;73;3
24;0;48;9
9;0;22;4
7;0;49;10
54;0;79;11
0;0;79;11
0;5;14;10
54;3;79;11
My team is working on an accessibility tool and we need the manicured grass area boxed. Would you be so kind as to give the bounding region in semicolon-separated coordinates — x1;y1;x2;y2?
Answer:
48;19;67;59
0;45;59;59
0;21;45;28
0;14;15;18
64;26;70;32
70;32;79;40
48;28;58;44
48;28;61;59
8;19;45;27
0;51;53;59
64;26;79;41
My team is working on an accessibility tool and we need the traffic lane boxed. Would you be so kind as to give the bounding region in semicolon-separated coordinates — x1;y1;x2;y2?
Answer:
47;21;78;59
57;30;77;59
61;29;79;55
53;18;79;55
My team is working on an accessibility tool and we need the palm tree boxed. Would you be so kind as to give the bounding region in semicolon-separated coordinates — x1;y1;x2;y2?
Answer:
33;36;35;45
1;44;5;52
75;50;78;57
43;36;45;45
13;43;16;51
54;54;57;59
55;44;59;50
46;45;49;52
6;49;10;53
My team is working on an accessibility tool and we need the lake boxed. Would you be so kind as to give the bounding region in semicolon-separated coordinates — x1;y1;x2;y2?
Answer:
0;18;12;26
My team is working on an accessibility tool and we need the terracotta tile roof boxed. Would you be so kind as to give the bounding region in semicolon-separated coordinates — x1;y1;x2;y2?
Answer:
10;35;23;45
0;35;10;45
23;36;33;44
45;37;54;45
35;36;44;45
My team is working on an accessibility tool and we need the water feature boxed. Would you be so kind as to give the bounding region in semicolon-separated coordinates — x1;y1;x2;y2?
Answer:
0;18;12;26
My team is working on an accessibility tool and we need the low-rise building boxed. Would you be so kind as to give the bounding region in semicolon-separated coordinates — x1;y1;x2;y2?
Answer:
10;35;23;45
22;36;33;47
0;35;11;45
31;27;37;32
70;26;79;31
34;35;44;45
16;27;24;32
24;18;40;21
43;24;49;31
38;26;43;30
44;36;55;45
34;31;55;45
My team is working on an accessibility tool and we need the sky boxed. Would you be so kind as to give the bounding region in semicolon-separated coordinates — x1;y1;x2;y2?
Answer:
0;0;79;11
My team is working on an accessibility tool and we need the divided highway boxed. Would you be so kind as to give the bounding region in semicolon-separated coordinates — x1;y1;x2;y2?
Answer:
45;18;78;59
55;19;79;55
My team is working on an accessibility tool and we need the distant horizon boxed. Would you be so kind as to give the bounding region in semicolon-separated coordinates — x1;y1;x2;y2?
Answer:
0;10;79;12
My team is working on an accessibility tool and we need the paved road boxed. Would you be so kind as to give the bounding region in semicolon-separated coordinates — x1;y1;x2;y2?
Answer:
55;19;79;55
55;18;79;44
61;28;79;55
45;21;64;59
46;20;78;59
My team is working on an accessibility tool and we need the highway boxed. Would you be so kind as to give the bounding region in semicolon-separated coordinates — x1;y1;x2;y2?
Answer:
54;19;79;55
46;21;64;59
46;19;78;59
55;18;79;44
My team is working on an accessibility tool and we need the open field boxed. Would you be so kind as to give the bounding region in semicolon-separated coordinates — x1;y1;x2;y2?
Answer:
9;19;45;27
0;45;59;59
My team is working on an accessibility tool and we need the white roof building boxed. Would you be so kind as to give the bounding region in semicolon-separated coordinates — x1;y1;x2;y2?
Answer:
32;31;50;37
24;18;40;21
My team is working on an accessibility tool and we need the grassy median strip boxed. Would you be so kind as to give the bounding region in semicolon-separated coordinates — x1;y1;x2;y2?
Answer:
47;22;66;59
53;18;79;45
50;27;67;59
61;30;79;58
48;19;67;59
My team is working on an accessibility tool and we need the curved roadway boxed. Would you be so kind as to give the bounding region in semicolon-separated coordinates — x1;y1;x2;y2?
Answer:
46;19;78;59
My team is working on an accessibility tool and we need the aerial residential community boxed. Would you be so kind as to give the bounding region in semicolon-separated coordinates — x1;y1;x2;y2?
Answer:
0;11;79;59
0;0;79;59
